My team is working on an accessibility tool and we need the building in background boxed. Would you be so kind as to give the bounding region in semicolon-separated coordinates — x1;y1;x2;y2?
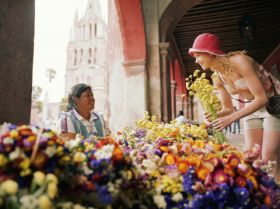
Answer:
65;0;108;116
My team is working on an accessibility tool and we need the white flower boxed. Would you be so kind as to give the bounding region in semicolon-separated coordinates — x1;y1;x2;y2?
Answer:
3;137;14;144
81;162;93;175
9;147;22;160
142;159;157;174
153;195;167;209
64;136;81;150
20;195;38;209
168;144;178;154
172;192;183;202
45;146;57;157
94;144;114;160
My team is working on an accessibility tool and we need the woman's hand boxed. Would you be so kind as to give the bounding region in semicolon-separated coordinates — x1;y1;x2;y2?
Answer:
212;114;235;131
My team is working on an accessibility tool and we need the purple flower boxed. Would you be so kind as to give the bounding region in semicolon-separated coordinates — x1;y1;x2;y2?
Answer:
97;185;113;204
233;187;249;206
134;129;146;138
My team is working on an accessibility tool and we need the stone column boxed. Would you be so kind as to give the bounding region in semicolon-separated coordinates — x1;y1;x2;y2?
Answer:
0;0;35;124
170;80;177;119
159;42;170;122
122;59;147;127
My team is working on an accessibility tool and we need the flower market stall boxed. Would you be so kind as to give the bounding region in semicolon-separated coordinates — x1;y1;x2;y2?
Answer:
1;71;280;209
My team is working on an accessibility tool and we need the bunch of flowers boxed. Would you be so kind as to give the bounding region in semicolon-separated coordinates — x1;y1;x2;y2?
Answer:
118;115;280;209
0;124;139;208
186;70;226;144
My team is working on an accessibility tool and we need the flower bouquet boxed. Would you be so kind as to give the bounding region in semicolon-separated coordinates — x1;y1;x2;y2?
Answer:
186;70;226;144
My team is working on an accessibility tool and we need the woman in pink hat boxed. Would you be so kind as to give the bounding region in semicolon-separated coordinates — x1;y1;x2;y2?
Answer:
189;33;280;181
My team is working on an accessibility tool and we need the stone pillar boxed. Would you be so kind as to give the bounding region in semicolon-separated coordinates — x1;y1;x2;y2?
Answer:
0;0;35;124
170;80;177;119
159;42;170;122
122;59;147;127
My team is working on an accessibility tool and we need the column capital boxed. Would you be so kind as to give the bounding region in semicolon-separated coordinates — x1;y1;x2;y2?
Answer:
159;42;169;56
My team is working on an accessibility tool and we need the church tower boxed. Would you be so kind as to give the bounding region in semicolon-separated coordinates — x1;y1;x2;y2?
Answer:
65;0;108;115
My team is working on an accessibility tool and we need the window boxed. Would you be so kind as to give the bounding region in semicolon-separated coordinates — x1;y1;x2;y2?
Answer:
94;47;97;63
94;23;97;37
74;50;77;65
80;49;83;63
90;24;92;40
88;48;92;64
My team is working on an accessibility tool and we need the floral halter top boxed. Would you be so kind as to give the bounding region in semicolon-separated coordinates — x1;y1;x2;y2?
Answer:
216;53;280;100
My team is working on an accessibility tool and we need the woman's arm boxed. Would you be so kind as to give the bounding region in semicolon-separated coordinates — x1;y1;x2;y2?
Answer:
213;74;234;117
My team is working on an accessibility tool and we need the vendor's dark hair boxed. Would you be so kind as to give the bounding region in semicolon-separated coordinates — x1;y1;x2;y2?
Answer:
67;83;92;111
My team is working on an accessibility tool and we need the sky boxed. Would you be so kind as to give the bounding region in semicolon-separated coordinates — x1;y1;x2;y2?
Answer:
33;0;108;103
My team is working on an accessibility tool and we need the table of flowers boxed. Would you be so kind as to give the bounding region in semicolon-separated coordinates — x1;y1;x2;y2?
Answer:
1;71;280;209
0;113;280;209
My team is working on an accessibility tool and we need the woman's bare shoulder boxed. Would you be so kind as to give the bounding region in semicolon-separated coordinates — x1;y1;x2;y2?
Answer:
228;52;255;74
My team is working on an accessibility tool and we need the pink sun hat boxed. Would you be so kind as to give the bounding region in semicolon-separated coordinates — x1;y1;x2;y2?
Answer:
188;33;225;57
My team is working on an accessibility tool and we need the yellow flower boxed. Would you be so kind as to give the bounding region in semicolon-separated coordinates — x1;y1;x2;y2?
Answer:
34;171;46;186
193;69;200;77
38;195;52;209
47;182;57;199
73;152;86;163
19;158;31;170
0;154;8;167
46;174;58;184
20;168;31;177
9;130;19;138
1;180;18;195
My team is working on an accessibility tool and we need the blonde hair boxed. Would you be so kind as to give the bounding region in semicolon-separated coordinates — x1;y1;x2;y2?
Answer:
215;50;247;74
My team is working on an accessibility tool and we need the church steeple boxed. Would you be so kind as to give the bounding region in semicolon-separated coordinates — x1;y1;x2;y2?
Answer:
85;0;102;19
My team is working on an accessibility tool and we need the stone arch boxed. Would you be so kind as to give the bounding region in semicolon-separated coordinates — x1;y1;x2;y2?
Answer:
114;0;146;61
159;0;203;42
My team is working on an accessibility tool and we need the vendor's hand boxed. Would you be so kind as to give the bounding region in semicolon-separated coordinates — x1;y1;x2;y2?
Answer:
212;115;234;131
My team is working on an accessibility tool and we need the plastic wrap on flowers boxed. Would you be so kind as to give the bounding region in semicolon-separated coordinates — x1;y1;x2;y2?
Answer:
118;115;280;209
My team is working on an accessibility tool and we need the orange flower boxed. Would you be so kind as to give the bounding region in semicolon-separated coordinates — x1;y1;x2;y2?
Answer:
247;175;258;189
224;165;236;177
160;146;168;152
186;154;201;167
165;154;175;165
264;195;272;206
197;167;210;181
113;146;123;161
227;155;240;168
177;161;188;174
168;128;180;138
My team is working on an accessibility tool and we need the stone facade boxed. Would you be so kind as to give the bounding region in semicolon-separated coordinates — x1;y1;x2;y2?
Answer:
65;0;108;115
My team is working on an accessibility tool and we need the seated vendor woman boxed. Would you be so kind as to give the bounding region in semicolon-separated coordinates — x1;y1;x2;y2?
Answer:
58;83;110;140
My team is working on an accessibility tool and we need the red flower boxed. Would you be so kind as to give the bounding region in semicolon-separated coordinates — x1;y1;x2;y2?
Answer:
235;176;247;187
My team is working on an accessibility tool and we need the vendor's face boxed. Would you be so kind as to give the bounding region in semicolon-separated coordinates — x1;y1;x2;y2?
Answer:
77;89;95;111
194;52;215;71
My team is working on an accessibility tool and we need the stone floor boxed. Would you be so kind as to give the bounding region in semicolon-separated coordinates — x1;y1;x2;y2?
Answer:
226;132;244;150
